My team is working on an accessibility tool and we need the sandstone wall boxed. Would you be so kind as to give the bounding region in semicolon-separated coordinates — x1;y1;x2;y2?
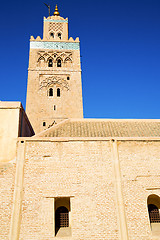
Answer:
8;139;160;240
118;141;160;240
0;162;16;240
19;140;119;240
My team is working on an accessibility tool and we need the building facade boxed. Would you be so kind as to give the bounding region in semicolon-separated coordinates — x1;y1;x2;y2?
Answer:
0;6;160;240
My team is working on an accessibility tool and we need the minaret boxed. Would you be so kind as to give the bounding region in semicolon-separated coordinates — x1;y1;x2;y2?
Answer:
26;5;83;134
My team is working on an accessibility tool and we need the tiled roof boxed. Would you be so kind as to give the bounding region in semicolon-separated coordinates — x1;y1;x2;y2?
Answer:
37;119;160;138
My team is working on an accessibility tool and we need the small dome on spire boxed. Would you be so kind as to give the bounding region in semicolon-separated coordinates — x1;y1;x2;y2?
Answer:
54;5;60;16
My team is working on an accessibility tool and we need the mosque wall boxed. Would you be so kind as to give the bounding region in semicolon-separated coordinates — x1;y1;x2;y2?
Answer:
8;138;160;240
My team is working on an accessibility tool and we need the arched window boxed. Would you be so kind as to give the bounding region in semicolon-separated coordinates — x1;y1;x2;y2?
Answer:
57;59;61;67
58;33;61;39
48;59;53;67
50;32;54;38
57;88;60;97
55;206;69;235
147;194;160;236
148;204;160;223
49;88;53;96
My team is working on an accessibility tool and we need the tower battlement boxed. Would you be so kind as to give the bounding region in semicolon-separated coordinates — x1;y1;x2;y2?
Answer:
30;36;80;42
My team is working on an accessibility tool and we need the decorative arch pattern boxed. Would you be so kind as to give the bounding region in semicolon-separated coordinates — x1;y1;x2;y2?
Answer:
37;51;72;68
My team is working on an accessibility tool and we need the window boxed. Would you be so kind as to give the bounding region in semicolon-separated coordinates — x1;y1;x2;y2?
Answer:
147;194;160;236
67;76;70;80
54;105;56;110
50;32;54;38
148;204;160;223
57;59;61;67
58;33;61;39
55;206;69;230
48;59;53;67
49;88;53;96
43;122;46;126
57;88;60;97
55;198;71;237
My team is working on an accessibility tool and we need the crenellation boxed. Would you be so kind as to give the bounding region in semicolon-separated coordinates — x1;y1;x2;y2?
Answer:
36;36;41;41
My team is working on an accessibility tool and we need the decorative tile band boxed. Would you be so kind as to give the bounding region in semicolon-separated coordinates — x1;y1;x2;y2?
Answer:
44;19;68;23
30;41;80;50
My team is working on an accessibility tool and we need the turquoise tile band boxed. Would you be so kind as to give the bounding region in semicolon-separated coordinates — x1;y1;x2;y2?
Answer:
30;41;80;50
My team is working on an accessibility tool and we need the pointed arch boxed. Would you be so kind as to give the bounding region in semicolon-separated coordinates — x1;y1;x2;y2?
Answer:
43;53;50;61
64;57;72;67
48;58;53;67
57;58;62;67
49;88;53;96
57;88;60;97
38;56;45;67
64;57;72;62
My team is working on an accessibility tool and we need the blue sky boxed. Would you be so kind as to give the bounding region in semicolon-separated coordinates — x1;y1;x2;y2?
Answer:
0;0;160;118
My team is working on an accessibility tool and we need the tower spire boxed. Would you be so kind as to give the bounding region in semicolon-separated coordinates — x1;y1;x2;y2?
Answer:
54;4;60;16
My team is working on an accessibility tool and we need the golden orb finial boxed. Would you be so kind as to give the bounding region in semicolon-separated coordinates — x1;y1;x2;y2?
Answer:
54;4;60;16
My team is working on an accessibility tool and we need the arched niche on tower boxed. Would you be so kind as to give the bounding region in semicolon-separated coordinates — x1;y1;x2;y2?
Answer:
64;57;72;68
38;56;45;68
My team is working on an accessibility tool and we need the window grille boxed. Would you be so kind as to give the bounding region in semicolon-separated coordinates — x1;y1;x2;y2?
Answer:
148;204;160;223
55;206;69;230
59;213;69;227
149;209;160;223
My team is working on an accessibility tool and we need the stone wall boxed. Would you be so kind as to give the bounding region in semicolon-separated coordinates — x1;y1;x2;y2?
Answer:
6;138;160;239
0;162;16;240
118;141;160;240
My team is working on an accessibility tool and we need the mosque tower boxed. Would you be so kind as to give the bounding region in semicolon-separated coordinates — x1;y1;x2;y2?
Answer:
26;5;83;134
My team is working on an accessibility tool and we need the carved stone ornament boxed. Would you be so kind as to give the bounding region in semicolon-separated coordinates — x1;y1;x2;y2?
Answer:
39;76;69;90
